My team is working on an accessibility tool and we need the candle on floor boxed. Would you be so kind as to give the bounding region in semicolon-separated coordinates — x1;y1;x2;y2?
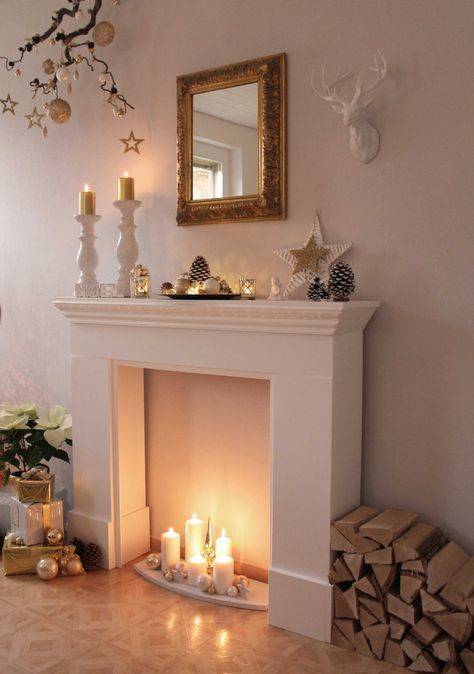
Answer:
117;171;135;200
161;527;180;571
185;513;205;560
187;554;208;587
213;555;234;595
78;184;96;215
215;529;232;558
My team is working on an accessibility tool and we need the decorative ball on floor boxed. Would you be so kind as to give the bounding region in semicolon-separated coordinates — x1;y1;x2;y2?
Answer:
145;553;161;570
328;262;355;301
46;528;64;546
36;556;59;581
66;554;85;576
307;277;330;301
189;256;210;282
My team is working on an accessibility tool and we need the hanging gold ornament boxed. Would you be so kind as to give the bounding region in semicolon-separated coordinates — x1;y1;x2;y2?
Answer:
46;528;64;546
56;66;70;82
67;82;73;96
36;556;59;581
42;58;55;75
114;107;125;118
92;21;115;47
48;98;71;124
0;94;18;115
201;516;215;571
15;69;21;78
75;54;83;64
119;130;144;154
42;126;48;140
25;106;45;129
73;70;79;81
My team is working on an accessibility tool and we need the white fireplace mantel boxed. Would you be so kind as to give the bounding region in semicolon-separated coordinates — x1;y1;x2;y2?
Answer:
54;297;378;641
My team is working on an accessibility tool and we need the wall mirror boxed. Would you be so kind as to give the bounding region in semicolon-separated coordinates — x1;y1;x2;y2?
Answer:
177;53;286;225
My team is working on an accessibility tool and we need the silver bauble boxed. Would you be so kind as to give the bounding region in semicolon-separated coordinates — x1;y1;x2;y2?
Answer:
174;276;191;294
48;99;71;124
196;573;213;592
46;528;64;546
36;556;59;581
66;555;84;576
92;21;115;47
234;575;250;588
145;553;161;570
226;585;239;598
164;570;174;582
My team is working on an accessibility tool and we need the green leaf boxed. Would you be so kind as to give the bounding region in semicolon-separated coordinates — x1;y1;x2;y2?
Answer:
55;449;70;464
65;438;73;447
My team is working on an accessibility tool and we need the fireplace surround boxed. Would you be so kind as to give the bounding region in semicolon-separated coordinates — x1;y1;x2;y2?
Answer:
54;297;378;640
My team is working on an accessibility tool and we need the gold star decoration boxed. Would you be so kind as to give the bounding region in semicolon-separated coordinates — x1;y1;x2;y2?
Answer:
0;94;18;115
274;212;352;297
119;130;144;154
24;106;45;130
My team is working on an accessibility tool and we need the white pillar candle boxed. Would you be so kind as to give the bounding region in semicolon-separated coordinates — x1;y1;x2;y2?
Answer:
213;555;234;595
185;513;205;560
187;554;208;587
215;529;232;557
161;527;180;571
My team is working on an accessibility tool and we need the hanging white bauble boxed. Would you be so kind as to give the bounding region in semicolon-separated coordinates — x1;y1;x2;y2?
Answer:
56;66;70;82
48;98;72;124
92;21;115;47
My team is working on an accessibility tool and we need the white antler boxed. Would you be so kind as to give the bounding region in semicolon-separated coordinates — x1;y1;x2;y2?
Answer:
311;64;353;109
351;51;388;106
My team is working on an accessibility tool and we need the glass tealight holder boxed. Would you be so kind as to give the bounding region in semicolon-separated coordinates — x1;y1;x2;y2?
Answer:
130;264;151;298
239;278;256;300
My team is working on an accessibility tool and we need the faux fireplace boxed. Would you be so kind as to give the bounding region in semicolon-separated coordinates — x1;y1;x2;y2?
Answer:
54;297;378;640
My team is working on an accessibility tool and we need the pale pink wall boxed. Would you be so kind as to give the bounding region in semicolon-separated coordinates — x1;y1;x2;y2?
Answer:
144;371;270;571
0;1;472;550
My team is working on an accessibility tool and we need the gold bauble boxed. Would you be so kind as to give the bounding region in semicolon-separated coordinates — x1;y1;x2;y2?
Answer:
48;98;71;124
46;528;64;546
66;555;84;576
36;556;59;581
163;570;174;582
92;21;115;47
145;553;161;570
42;58;55;75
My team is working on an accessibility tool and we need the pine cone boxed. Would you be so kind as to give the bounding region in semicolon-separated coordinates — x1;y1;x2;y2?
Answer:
83;542;101;571
72;537;85;560
189;256;210;282
307;277;330;301
328;262;355;301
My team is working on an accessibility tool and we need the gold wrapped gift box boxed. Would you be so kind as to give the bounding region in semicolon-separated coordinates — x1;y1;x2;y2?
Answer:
15;474;55;503
2;542;71;576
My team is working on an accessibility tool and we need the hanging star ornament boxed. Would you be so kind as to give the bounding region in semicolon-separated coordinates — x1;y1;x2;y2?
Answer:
0;94;18;115
24;106;45;130
274;213;352;297
120;130;144;154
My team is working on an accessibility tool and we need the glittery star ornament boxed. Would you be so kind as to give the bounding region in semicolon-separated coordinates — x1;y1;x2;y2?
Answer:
24;106;45;130
1;94;18;115
120;130;144;154
275;213;352;297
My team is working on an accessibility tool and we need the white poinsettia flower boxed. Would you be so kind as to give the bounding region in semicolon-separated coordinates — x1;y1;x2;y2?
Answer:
35;405;73;449
0;411;30;431
0;402;37;419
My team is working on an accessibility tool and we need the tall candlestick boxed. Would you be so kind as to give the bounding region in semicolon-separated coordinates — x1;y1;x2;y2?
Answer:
185;513;205;560
215;529;232;557
213;555;234;595
160;527;180;571
117;171;135;200
79;184;96;215
113;199;142;297
187;554;208;587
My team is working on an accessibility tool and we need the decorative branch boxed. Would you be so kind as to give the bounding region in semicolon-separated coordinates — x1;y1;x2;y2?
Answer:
0;0;133;133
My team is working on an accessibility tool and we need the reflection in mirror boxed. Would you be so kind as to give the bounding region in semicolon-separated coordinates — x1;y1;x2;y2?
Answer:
192;82;258;200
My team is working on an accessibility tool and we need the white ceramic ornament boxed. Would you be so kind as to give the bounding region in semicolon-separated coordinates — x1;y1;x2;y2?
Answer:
203;277;220;294
174;276;191;294
196;573;213;592
145;553;161;570
268;277;282;301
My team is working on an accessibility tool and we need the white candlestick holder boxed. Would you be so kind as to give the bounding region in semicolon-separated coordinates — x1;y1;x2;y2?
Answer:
113;199;142;297
75;213;101;297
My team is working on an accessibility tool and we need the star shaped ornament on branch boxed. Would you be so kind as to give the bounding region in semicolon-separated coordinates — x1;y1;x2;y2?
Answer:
24;106;45;130
120;130;144;154
1;94;18;115
275;213;352;297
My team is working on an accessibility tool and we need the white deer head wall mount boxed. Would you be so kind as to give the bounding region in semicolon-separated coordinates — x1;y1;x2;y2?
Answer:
312;51;388;164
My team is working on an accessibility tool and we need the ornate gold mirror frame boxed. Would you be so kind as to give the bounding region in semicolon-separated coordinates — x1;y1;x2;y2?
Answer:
177;53;286;225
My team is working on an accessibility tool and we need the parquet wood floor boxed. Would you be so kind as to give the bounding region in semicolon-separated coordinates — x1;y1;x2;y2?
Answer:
0;561;407;673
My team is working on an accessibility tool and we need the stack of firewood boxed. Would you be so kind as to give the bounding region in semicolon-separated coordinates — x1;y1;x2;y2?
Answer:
330;506;473;673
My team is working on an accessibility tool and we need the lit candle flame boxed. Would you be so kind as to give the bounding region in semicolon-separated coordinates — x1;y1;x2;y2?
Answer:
221;529;226;537
168;527;174;533
124;170;129;178
84;184;90;191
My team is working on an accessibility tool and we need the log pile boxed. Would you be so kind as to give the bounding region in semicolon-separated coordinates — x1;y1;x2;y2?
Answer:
330;506;474;672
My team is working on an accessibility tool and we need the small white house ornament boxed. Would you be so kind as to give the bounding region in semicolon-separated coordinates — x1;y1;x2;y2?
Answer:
274;213;352;297
312;51;388;163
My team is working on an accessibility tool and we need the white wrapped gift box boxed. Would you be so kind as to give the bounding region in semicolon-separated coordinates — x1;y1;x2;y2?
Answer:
9;497;63;546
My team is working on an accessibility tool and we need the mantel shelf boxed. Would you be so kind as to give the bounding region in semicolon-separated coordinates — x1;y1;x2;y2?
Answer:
53;297;379;336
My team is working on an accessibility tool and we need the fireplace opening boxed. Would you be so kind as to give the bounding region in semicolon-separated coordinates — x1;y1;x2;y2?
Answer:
144;369;270;582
